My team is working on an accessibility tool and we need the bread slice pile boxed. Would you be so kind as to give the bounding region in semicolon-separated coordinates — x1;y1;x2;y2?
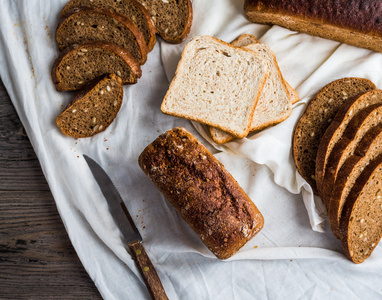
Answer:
293;78;382;263
52;0;193;138
161;34;298;144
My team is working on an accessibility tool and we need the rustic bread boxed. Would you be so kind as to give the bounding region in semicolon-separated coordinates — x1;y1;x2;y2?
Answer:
56;7;148;65
339;153;382;263
321;102;382;206
138;127;264;259
329;124;382;238
161;36;268;139
244;0;382;53
293;78;375;195
56;74;123;138
209;40;294;144
136;0;193;43
316;89;382;204
52;42;141;91
61;0;156;51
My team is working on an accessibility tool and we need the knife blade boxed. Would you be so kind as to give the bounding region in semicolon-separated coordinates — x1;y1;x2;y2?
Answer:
84;155;168;300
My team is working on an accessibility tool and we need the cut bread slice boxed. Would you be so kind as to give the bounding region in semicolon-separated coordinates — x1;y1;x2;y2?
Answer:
293;78;375;195
340;153;382;264
329;124;382;238
161;35;268;139
321;100;382;206
209;41;294;144
52;42;141;91
136;0;192;43
56;7;148;65
61;0;156;51
56;74;123;138
316;89;382;204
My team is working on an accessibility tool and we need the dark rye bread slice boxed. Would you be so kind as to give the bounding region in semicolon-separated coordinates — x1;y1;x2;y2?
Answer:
136;0;193;43
329;124;382;238
56;7;148;65
56;74;123;138
52;42;141;91
321;100;382;206
316;89;382;206
292;78;375;195
61;0;156;51
138;127;264;259
339;153;382;264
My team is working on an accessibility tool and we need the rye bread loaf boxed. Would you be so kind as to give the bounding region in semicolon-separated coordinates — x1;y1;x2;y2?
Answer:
52;42;141;91
209;38;295;144
293;78;375;195
244;0;382;53
316;89;382;204
136;0;193;43
56;74;123;138
339;153;382;264
56;7;148;65
329;124;382;238
138;127;264;259
161;35;268;139
321;102;382;206
61;0;156;51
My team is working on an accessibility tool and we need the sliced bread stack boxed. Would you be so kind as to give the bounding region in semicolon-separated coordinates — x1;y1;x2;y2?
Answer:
52;0;193;137
161;34;298;143
293;78;382;263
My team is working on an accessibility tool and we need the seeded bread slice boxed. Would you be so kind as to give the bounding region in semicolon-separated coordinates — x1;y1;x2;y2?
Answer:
329;124;382;238
339;153;382;264
161;35;268;139
136;0;192;43
293;78;375;195
316;89;382;204
52;42;141;91
56;74;123;138
61;0;156;51
56;7;148;65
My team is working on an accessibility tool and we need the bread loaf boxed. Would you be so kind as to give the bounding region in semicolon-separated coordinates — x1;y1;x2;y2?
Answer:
138;127;264;259
56;74;123;138
244;0;382;53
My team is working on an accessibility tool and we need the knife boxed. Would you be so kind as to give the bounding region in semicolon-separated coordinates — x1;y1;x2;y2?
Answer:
84;155;169;300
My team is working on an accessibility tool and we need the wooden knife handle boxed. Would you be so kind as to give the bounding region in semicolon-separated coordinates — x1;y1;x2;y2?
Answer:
128;240;169;300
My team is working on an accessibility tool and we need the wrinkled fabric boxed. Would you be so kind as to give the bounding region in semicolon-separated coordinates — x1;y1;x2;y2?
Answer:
1;0;382;299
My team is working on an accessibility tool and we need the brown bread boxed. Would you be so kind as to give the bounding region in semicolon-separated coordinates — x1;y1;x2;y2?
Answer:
138;127;264;259
61;0;156;51
56;74;123;138
51;42;141;91
244;0;382;53
56;7;148;65
293;78;375;195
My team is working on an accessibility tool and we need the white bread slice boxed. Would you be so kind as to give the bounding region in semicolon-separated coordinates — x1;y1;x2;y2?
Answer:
161;35;268;138
209;40;294;144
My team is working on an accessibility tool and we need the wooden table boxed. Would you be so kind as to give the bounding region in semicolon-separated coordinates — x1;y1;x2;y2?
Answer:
0;79;102;299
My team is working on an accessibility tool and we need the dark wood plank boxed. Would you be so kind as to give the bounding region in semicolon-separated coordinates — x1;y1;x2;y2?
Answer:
0;79;102;299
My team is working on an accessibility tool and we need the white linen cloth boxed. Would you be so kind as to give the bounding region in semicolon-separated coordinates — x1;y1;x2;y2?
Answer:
1;0;382;299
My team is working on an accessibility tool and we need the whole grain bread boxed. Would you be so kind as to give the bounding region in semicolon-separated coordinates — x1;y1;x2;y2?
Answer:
136;0;192;43
329;124;382;238
244;0;382;53
339;153;382;263
56;7;148;65
321;102;382;206
56;74;123;138
293;78;375;195
138;127;264;260
52;42;141;91
161;35;268;139
316;89;382;204
61;0;156;51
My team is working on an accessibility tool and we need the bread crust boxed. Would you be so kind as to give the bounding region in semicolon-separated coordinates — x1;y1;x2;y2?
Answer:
244;0;382;53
